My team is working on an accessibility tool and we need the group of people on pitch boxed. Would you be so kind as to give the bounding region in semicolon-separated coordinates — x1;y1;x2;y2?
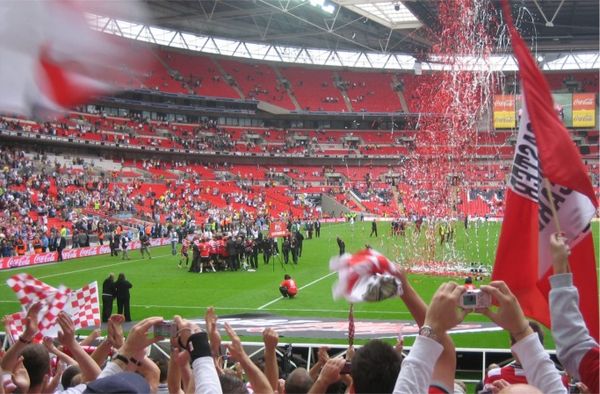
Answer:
0;233;596;394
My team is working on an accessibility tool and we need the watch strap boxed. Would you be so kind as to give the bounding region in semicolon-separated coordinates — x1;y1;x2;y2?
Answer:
114;354;129;365
418;325;439;342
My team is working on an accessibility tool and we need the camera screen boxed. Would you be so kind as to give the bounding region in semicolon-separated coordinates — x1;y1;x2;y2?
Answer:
463;294;477;306
154;322;174;338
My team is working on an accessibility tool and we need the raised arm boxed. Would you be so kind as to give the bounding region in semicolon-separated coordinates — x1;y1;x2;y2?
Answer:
175;315;222;394
394;269;457;391
262;328;280;391
57;311;102;382
0;302;42;373
481;281;566;394
394;282;467;394
90;315;123;367
308;357;345;394
308;346;329;382
43;336;77;366
225;322;273;394
548;233;598;393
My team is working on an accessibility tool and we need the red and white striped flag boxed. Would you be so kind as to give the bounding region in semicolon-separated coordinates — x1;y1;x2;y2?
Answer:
330;249;403;303
493;0;599;339
0;0;148;117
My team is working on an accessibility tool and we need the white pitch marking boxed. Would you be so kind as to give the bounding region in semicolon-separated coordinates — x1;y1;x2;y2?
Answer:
0;254;172;281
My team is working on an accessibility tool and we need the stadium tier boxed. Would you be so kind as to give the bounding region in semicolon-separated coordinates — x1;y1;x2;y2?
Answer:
1;2;599;393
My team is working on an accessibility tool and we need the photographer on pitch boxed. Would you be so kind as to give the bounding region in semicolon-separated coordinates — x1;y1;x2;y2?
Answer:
279;274;298;298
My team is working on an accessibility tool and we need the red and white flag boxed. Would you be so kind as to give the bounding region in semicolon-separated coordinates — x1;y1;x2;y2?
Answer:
0;0;148;117
493;1;599;339
4;312;43;344
65;281;101;329
5;275;101;342
330;249;403;303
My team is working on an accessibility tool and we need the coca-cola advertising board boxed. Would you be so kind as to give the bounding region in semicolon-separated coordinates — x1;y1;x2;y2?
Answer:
0;252;58;270
0;238;171;270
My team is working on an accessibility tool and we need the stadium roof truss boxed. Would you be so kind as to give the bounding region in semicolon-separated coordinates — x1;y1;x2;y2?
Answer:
86;0;599;72
89;13;598;72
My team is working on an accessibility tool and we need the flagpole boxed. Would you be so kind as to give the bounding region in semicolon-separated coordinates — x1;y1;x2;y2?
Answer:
348;303;355;348
543;178;562;234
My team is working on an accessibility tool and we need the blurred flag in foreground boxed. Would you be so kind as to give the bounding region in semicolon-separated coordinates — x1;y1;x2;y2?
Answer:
0;0;147;116
330;248;403;303
493;0;599;340
5;274;101;343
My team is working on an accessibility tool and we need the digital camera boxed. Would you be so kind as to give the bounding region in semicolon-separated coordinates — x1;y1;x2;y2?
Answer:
153;320;177;338
459;289;491;309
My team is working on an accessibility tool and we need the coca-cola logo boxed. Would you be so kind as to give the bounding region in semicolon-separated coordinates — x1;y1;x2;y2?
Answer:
79;248;99;257
61;249;79;260
34;253;56;264
8;256;33;268
574;98;594;106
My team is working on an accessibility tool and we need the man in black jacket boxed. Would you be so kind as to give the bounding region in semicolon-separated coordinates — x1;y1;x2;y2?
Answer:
295;231;304;258
101;273;116;323
337;237;345;256
282;236;291;264
56;235;67;261
226;236;238;271
115;273;132;322
370;219;378;237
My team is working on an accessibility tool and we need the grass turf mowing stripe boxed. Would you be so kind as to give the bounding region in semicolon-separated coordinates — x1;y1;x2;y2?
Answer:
37;254;171;279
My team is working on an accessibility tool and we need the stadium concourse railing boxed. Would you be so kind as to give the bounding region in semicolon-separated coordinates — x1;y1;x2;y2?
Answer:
0;128;421;163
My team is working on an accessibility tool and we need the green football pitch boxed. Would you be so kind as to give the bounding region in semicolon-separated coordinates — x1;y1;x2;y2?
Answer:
1;221;598;350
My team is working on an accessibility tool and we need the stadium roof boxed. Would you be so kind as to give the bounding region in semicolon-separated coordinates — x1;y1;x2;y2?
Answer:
88;0;599;70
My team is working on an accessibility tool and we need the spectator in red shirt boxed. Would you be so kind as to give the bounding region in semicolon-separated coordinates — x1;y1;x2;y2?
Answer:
279;274;298;298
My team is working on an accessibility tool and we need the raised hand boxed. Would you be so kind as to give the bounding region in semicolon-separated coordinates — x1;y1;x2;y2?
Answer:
22;302;42;342
205;307;221;356
57;312;77;348
549;233;570;274
424;282;468;338
120;317;164;358
317;346;330;366
479;281;532;341
43;336;58;354
107;314;125;349
173;315;201;349
316;358;346;387
262;328;279;350
224;323;245;362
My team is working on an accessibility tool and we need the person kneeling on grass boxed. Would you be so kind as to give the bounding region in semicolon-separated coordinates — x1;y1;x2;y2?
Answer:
280;274;298;298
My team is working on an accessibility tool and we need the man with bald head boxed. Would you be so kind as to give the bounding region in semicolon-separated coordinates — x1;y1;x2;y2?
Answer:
285;368;314;394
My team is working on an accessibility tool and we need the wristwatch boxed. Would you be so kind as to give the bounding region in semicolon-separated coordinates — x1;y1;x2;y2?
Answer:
418;325;439;342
